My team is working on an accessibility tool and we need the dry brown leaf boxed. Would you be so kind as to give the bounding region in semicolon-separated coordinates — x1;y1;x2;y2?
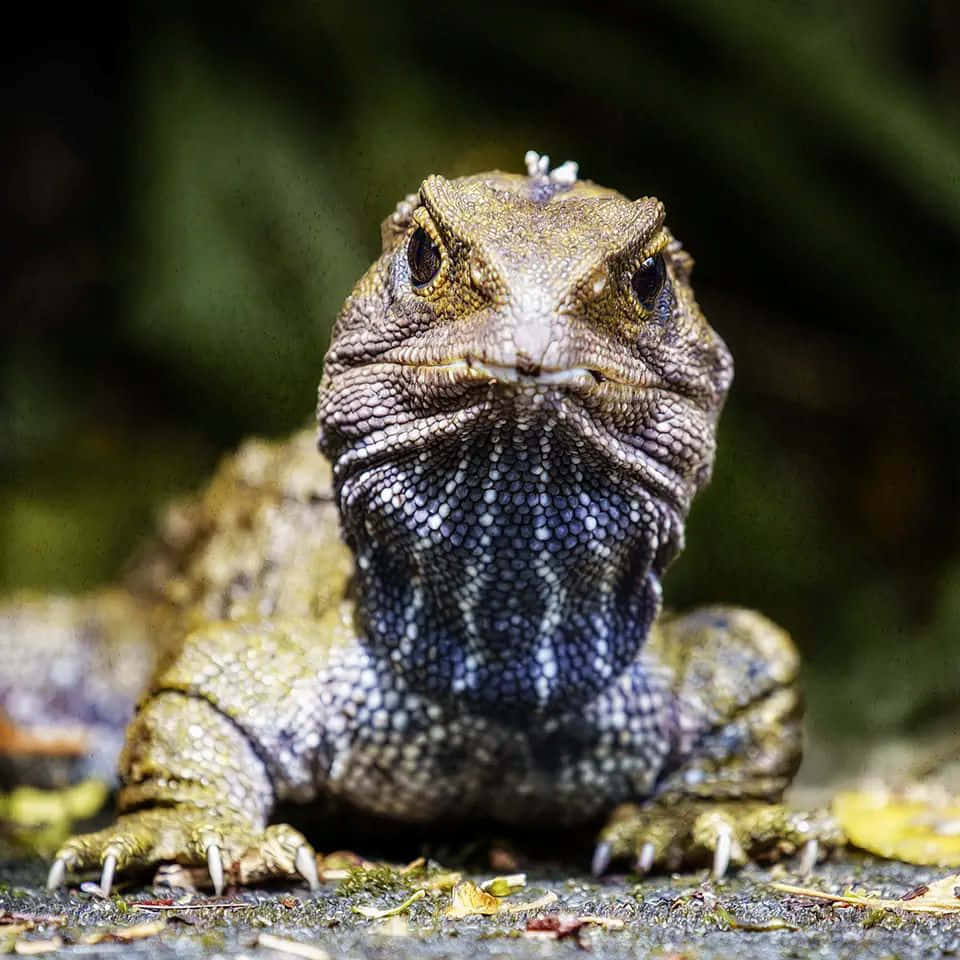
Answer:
834;790;960;867
525;913;586;940
445;881;502;918
772;872;960;914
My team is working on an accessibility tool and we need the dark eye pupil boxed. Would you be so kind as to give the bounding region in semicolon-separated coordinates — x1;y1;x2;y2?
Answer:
631;254;666;309
408;227;441;287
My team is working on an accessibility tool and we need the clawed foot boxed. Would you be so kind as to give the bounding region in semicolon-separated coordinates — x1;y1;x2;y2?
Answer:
47;808;319;896
592;801;845;879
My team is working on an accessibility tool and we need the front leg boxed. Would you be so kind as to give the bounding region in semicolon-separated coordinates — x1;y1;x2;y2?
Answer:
48;617;340;894
594;606;844;876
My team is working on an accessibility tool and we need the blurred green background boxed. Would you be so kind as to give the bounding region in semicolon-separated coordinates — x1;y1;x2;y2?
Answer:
2;1;958;751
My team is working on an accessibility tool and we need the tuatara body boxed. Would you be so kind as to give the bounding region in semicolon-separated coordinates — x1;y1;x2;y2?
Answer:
3;153;841;895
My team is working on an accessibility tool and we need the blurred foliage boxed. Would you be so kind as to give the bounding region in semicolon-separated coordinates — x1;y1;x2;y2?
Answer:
1;0;958;744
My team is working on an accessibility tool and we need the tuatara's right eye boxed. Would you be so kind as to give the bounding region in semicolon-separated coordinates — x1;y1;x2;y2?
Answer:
408;227;442;288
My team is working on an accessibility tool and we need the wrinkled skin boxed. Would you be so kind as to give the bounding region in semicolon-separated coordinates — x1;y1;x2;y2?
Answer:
2;157;842;895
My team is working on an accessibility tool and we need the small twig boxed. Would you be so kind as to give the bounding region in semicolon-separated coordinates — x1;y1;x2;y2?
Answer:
132;901;252;912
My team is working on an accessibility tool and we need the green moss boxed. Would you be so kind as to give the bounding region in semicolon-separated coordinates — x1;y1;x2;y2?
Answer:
337;865;415;898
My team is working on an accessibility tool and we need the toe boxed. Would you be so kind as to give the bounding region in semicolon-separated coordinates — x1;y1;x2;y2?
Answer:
46;858;66;891
207;843;225;896
591;841;612;877
99;849;119;897
295;845;320;891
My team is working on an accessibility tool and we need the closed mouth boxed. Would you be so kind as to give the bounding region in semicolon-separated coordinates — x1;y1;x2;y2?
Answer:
366;356;674;396
420;357;611;388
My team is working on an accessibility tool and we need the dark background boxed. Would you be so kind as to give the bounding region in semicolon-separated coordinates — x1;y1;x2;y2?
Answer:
2;1;958;750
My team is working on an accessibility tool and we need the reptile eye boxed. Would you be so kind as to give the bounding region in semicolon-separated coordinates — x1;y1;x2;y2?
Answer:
631;254;666;312
408;227;442;288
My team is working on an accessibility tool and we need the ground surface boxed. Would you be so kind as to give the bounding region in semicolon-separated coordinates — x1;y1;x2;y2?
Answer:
1;853;958;959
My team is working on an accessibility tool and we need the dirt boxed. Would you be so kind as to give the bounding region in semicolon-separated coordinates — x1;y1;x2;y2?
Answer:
1;853;958;959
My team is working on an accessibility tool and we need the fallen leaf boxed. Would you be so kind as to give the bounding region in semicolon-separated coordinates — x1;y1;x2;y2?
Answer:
256;933;331;959
834;790;960;867
772;872;960;915
481;873;527;896
13;938;63;956
501;891;559;914
445;881;502;918
79;919;167;944
352;888;426;919
525;913;586;940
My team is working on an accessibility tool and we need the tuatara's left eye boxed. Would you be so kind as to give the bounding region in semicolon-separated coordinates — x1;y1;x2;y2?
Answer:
408;227;442;288
630;254;666;312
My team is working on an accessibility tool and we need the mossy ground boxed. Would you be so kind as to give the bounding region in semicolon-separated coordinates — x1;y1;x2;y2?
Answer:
0;853;957;959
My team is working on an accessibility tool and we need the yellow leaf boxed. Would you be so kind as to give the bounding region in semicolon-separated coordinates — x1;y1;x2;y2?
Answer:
445;881;501;918
834;790;960;867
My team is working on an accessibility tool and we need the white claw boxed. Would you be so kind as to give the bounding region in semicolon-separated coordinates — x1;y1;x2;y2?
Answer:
47;857;66;891
712;823;732;880
207;843;225;896
295;845;320;891
799;838;819;875
99;852;117;898
591;841;612;877
636;841;656;874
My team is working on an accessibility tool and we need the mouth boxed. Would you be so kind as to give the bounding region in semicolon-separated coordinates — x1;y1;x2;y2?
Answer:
422;357;608;388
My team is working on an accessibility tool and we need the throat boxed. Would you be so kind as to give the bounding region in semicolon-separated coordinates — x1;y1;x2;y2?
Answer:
338;409;681;718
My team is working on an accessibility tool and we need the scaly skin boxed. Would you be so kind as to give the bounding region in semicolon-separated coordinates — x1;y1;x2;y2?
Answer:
17;153;844;894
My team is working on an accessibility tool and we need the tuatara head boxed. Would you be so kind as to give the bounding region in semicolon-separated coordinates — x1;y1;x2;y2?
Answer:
317;153;733;718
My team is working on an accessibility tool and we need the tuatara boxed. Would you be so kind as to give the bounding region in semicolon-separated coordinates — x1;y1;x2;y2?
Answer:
3;152;842;895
